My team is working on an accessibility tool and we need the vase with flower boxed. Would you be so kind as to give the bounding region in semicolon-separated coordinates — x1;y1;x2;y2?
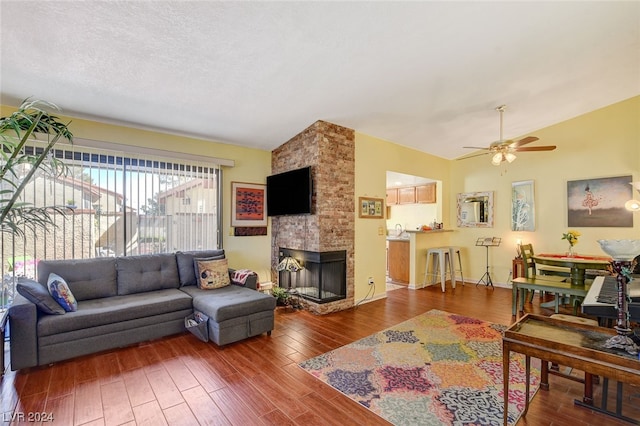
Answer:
561;230;580;257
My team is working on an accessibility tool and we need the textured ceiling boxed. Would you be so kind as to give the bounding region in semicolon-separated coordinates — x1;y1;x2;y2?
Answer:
1;1;639;160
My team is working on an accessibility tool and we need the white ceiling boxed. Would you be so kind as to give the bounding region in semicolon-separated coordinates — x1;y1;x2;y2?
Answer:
1;1;639;160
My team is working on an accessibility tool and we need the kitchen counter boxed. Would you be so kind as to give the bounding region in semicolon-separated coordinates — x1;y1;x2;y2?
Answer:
386;229;454;289
386;229;452;241
387;240;410;283
386;236;410;242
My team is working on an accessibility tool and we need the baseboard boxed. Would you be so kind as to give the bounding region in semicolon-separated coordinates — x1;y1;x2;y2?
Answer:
411;279;511;290
355;292;387;306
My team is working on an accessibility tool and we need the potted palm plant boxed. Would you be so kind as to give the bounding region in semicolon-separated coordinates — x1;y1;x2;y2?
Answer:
1;99;74;307
1;99;73;235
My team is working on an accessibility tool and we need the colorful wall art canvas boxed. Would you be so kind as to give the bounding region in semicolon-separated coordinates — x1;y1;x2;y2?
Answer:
231;182;267;227
567;175;633;227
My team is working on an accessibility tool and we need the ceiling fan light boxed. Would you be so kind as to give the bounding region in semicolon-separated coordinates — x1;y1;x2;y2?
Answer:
625;199;640;212
491;153;503;166
505;152;517;163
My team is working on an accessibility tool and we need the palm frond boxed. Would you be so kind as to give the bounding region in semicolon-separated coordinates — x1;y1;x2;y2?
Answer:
0;98;74;235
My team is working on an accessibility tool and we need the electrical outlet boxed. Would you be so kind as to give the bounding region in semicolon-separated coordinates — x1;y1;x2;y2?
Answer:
368;277;374;285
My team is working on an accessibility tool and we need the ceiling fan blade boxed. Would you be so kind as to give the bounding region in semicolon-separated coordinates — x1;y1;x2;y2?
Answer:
514;145;556;152
457;152;490;160
463;146;491;150
509;136;539;148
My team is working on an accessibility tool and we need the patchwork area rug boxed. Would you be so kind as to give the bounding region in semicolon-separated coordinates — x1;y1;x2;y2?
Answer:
299;309;540;426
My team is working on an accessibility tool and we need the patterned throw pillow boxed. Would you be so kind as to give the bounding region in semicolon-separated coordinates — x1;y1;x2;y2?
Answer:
48;273;78;312
16;277;65;315
195;258;230;290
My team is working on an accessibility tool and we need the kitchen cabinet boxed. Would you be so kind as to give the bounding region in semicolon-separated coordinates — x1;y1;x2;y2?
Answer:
386;188;398;205
388;240;410;283
416;183;436;203
398;187;416;204
386;183;436;205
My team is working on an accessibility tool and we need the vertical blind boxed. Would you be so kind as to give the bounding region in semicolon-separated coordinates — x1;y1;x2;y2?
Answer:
1;140;223;307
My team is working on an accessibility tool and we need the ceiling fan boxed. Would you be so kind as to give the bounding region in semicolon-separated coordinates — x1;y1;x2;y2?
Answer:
460;105;556;166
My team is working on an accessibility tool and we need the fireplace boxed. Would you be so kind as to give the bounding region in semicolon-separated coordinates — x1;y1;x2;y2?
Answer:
278;248;346;304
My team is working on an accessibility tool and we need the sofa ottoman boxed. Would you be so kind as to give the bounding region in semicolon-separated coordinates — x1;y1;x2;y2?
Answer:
175;250;276;345
180;285;276;345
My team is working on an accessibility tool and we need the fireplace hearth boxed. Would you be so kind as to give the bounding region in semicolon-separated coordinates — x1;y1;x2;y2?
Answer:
278;248;346;304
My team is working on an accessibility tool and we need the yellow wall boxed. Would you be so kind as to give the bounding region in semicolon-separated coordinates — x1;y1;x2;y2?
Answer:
4;94;638;301
354;133;452;302
448;96;640;286
0;105;273;272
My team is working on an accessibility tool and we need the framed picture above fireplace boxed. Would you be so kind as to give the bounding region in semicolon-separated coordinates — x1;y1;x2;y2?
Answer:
359;197;384;219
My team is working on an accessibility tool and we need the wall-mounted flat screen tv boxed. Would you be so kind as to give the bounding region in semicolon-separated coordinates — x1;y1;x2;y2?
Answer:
266;166;312;216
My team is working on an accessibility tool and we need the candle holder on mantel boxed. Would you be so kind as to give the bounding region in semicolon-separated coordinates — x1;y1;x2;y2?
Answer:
597;239;640;355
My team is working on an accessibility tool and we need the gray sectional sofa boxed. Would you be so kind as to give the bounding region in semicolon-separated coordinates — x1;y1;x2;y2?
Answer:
8;250;276;370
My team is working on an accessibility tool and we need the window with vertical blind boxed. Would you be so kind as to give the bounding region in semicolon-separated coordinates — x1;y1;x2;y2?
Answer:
1;139;226;307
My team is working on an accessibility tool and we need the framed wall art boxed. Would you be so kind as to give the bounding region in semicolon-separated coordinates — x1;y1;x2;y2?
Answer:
231;182;267;227
359;197;384;219
567;175;633;227
511;180;535;231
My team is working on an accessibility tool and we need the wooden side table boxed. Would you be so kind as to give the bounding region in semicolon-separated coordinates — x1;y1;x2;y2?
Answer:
0;309;7;377
503;314;640;425
512;257;524;279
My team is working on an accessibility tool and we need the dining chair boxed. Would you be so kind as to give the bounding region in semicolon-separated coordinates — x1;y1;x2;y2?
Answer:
519;244;538;302
520;243;567;301
521;244;580;309
519;244;536;278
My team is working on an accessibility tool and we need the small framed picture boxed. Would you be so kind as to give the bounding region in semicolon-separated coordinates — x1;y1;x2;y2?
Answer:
231;182;267;227
358;197;384;219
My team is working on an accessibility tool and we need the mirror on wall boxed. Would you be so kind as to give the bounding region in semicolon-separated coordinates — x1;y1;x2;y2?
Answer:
457;191;494;228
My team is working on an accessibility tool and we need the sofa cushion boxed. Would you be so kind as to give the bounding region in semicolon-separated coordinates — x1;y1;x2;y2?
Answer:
38;309;192;351
37;288;193;337
37;257;117;301
182;285;276;323
195;258;231;289
116;253;180;295
47;273;78;312
16;277;65;315
176;250;225;286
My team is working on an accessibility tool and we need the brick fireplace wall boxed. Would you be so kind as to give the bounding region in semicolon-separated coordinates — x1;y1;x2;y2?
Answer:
271;120;355;314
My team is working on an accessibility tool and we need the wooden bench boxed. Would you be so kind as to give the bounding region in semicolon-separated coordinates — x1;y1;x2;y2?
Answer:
538;265;570;277
512;276;591;315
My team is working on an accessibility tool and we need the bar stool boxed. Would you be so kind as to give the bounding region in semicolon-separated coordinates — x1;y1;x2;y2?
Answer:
424;247;454;292
448;246;464;286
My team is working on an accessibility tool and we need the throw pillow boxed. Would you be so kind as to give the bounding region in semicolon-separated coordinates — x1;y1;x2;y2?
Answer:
47;273;78;312
190;255;226;288
177;250;225;286
195;258;230;290
16;277;65;315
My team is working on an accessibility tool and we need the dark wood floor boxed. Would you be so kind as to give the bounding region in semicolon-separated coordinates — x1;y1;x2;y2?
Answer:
2;282;639;425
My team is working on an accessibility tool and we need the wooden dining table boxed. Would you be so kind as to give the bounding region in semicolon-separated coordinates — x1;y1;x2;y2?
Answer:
532;253;612;287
